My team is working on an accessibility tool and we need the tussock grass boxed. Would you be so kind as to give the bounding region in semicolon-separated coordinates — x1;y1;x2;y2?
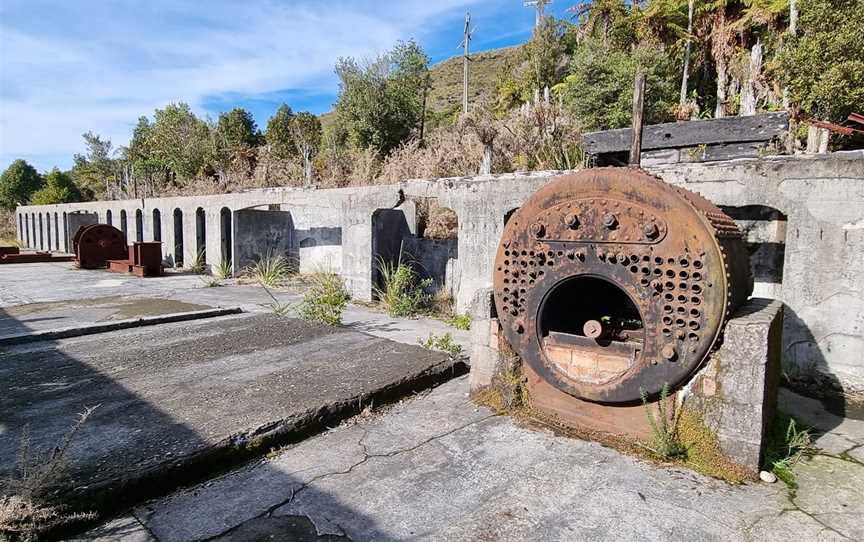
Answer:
246;251;294;288
418;332;462;357
214;259;233;280
764;413;815;488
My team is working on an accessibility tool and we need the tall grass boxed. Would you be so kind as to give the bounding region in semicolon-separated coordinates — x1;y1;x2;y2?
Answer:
214;259;233;280
640;384;686;460
246;251;293;288
374;251;433;318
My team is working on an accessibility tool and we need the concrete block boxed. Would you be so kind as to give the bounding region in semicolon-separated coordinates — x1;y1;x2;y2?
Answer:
687;298;783;471
468;288;498;393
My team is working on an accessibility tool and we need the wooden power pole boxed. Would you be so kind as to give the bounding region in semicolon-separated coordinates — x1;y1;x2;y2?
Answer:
524;0;550;31
629;72;646;167
461;12;472;114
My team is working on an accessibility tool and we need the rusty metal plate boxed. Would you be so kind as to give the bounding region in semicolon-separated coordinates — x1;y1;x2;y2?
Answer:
75;224;128;269
493;168;752;404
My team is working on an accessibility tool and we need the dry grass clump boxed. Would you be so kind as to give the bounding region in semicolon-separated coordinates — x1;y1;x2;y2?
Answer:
424;207;458;240
1;406;99;541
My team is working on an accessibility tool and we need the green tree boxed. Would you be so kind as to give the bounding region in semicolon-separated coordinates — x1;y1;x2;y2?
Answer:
289;112;322;187
560;39;679;130
70;132;115;199
212;108;260;180
0;159;42;210
30;169;82;205
265;104;296;159
147;103;211;182
335;39;431;154
779;0;864;123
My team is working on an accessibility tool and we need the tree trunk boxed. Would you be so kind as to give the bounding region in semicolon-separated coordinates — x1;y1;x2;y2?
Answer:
740;39;762;116
479;142;493;175
715;57;728;118
303;148;313;188
679;0;694;110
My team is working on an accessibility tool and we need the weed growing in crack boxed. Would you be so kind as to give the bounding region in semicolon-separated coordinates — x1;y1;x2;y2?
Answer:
446;313;471;331
1;406;100;541
640;384;686;460
418;332;462;357
261;284;292;317
764;413;815;488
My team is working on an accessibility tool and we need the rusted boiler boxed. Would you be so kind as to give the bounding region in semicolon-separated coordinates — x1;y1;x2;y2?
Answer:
493;168;752;431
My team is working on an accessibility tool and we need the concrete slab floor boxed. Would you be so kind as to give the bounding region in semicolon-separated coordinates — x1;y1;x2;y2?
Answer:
0;262;471;351
76;376;864;542
0;311;462;518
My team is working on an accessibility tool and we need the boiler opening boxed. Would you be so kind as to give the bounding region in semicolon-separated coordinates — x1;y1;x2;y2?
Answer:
538;276;644;383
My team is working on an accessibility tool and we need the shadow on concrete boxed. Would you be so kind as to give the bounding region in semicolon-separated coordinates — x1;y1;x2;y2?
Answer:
0;306;441;540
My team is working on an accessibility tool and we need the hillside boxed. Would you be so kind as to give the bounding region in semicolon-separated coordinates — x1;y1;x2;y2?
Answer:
426;45;522;114
320;45;522;130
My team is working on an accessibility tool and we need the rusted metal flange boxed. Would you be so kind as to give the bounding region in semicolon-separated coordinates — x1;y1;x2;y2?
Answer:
493;168;752;404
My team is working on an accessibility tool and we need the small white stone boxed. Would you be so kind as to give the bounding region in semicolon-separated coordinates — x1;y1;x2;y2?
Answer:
759;470;777;483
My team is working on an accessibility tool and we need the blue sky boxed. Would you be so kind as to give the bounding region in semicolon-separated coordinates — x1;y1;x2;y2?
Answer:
0;1;573;172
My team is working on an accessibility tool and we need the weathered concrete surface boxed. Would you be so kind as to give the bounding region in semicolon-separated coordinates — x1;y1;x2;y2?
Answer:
0;312;459;515
687;298;783;470
0;262;472;352
78;376;864;542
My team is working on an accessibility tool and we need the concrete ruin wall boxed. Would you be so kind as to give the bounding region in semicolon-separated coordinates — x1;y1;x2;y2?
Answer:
15;151;864;391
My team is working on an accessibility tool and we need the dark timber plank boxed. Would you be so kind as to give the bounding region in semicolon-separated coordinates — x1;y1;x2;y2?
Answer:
584;112;788;154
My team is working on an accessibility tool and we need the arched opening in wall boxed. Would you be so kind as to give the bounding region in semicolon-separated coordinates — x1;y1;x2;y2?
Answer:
152;209;162;242
231;207;294;271
106;209;113;226
719;204;788;299
220;207;232;266
135;209;143;242
29;214;35;247
38;213;44;249
46;213;52;250
120;210;128;241
24;215;30;246
195;207;206;264
173;208;184;267
18;214;23;243
62;212;68;252
504;207;519;225
54;213;60;250
416;205;460;312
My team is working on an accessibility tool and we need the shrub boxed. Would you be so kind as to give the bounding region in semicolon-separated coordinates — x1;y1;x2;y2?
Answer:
246;251;293;288
374;254;432;317
418;332;463;357
298;271;350;325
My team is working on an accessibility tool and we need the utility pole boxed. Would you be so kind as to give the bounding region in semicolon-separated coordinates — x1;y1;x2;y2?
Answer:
461;12;472;114
524;0;550;31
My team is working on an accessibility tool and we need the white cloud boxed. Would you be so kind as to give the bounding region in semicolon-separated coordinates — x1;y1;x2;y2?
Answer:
0;0;479;170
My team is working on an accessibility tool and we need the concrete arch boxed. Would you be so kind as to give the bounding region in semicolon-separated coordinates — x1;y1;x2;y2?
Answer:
54;213;60;250
18;214;23;244
220;207;232;267
24;214;30;247
106;209;113;226
38;213;44;249
62;212;69;252
46;212;52;250
195;207;206;264
135;209;144;242
120;210;128;241
152;209;162;242
173;209;184;267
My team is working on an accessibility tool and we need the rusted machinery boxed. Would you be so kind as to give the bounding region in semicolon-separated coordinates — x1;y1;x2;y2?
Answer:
0;246;75;264
493;168;752;431
73;224;128;269
107;242;164;277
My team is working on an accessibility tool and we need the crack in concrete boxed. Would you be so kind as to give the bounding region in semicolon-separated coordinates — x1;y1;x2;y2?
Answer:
194;414;496;542
130;509;162;542
786;494;855;541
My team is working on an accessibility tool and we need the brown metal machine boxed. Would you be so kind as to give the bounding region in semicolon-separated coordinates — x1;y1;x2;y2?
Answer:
73;224;128;269
107;242;164;277
493;168;752;428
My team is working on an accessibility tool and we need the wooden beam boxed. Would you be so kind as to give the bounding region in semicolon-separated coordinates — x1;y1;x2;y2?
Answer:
584;111;789;154
629;72;646;166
